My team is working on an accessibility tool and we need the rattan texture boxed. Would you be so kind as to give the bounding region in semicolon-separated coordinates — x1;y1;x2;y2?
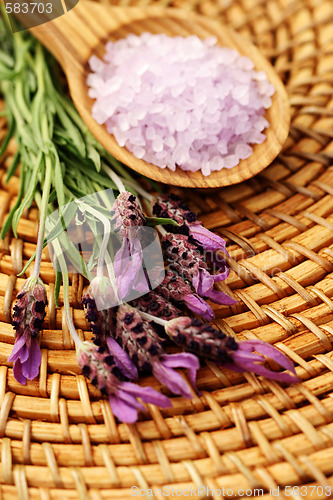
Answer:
1;0;333;498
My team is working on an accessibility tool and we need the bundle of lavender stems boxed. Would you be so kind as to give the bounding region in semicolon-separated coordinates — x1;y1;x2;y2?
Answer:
9;188;299;423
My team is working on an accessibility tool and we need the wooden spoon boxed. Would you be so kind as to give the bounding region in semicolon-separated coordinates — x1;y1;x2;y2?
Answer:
22;1;290;188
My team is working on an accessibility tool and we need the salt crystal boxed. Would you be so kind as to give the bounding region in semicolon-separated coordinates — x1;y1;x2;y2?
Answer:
132;146;145;159
88;33;274;176
152;137;163;153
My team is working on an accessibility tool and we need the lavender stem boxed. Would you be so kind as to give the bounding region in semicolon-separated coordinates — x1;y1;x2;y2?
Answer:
33;155;52;280
136;309;167;326
119;177;154;202
76;201;111;280
55;244;82;347
102;164;126;193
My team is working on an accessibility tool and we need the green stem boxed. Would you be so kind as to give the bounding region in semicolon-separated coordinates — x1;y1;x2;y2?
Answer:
102;164;126;193
33;154;52;279
120;177;154;201
56;251;82;347
77;201;111;279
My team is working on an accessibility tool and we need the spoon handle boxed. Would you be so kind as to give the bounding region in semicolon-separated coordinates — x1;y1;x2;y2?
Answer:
14;2;167;76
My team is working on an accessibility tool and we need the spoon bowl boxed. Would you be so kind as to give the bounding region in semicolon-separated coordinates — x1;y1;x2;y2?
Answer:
26;1;290;188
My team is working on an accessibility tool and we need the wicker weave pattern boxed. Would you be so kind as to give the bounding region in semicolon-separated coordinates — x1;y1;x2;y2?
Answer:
1;0;333;498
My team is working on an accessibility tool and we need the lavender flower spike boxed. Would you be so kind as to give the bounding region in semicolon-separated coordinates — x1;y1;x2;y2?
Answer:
130;290;181;321
155;270;215;321
111;191;149;300
77;341;171;423
116;305;199;398
165;317;299;384
162;233;237;307
8;277;47;385
82;276;117;349
153;193;229;255
82;276;139;379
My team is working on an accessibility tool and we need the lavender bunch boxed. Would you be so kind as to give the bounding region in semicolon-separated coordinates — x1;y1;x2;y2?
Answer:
115;305;199;398
8;277;47;384
164;316;299;383
162;232;237;306
77;341;170;423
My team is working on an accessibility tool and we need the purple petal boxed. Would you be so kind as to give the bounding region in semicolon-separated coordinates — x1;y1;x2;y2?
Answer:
109;393;140;423
225;360;299;384
114;236;145;299
121;381;171;408
196;269;214;295
8;335;28;363
153;360;194;398
203;287;238;305
184;293;214;321
228;340;299;383
130;265;151;295
212;267;230;282
237;340;297;374
189;225;229;255
160;353;199;390
106;338;138;380
13;359;27;385
21;338;41;380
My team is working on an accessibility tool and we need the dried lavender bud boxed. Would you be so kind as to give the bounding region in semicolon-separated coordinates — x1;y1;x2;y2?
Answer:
165;316;236;363
116;305;199;398
153;194;229;255
77;341;170;423
155;270;214;321
116;305;165;373
162;233;236;306
165;317;299;383
111;191;146;236
111;191;150;299
130;290;181;321
162;232;206;282
82;278;116;349
8;277;47;385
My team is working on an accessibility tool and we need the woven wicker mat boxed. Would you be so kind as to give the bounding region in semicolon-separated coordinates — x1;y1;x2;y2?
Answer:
1;0;333;498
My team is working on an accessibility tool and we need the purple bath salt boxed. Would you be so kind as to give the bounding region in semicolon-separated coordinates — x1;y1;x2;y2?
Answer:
88;33;274;176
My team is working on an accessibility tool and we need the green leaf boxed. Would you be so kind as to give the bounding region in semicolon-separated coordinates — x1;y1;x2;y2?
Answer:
31;90;49;152
1;166;25;239
52;147;65;208
54;270;62;308
45;202;78;244
5;150;20;183
86;142;101;171
0;118;15;158
55;99;86;157
12;153;43;237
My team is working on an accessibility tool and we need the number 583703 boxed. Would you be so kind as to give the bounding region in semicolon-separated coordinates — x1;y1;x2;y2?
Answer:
5;3;53;14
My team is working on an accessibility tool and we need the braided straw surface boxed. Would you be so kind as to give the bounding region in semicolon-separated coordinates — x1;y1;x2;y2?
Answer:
1;0;333;498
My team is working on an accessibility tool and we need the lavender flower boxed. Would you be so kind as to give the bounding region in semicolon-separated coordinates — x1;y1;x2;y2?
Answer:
116;305;199;398
111;191;149;299
8;277;47;385
77;341;171;423
165;317;299;383
82;277;139;379
162;233;237;306
82;277;117;349
130;290;181;321
155;270;215;321
153;194;229;255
